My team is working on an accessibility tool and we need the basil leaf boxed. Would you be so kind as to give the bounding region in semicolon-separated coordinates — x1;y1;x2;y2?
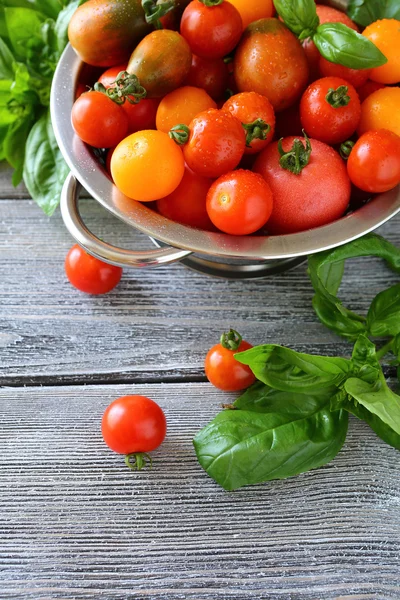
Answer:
273;0;319;39
54;0;81;54
312;294;366;340
3;107;35;186
344;374;400;436
4;7;46;62
367;283;400;338
235;344;353;392
193;385;348;490
350;334;380;384
23;109;69;216
0;37;14;80
347;0;400;28
313;23;388;69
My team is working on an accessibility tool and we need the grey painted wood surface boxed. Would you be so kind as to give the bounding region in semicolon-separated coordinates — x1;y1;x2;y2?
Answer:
1;383;400;600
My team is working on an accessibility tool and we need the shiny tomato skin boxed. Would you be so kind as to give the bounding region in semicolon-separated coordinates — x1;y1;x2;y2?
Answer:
318;57;370;89
183;108;246;178
71;91;129;148
222;92;275;154
358;87;400;138
205;340;256;392
180;0;242;59
156;166;215;231
233;18;309;112
156;86;216;133
253;137;351;235
300;77;361;145
65;244;122;294
102;395;167;454
347;129;400;193
363;19;400;84
184;55;229;101
206;169;273;235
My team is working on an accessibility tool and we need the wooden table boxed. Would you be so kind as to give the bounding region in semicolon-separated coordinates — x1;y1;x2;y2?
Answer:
1;162;400;599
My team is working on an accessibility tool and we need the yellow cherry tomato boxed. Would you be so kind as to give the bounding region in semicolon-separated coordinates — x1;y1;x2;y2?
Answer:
228;0;274;30
358;87;400;137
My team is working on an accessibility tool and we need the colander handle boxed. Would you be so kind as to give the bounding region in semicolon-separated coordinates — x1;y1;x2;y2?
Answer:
60;172;193;268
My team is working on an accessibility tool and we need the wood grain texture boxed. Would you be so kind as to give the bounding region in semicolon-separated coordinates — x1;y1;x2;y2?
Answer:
1;383;400;600
1;198;400;385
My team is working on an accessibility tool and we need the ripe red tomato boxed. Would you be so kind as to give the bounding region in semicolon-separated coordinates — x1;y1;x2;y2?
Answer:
157;166;215;230
180;0;242;59
206;169;273;235
253;136;351;234
177;108;246;178
318;57;370;89
347;129;400;194
65;244;122;294
205;329;256;392
102;395;167;455
71;91;129;148
184;55;229;101
222;92;275;155
300;77;361;145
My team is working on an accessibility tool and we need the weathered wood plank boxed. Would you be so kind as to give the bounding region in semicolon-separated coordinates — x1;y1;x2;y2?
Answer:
1;199;400;385
0;383;399;599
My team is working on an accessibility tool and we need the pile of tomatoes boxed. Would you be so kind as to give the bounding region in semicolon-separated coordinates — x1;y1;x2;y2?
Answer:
68;0;400;238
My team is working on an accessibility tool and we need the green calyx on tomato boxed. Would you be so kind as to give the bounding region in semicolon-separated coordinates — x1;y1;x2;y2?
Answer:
141;0;175;29
94;72;147;105
220;329;243;351
169;123;190;145
125;452;153;471
199;0;224;6
242;119;271;148
278;132;312;175
326;85;351;109
340;140;355;160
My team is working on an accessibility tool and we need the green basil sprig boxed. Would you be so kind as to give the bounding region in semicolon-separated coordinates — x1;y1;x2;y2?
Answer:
347;0;400;28
273;0;319;40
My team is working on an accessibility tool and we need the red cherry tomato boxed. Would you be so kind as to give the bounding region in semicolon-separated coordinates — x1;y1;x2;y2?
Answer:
180;0;242;59
222;92;275;154
97;64;128;87
71;91;129;148
253;136;351;235
347;129;400;194
206;169;273;235
300;77;361;145
177;108;246;178
318;56;370;89
184;55;229;101
65;244;122;294
205;329;256;392
157;166;215;230
102;395;167;454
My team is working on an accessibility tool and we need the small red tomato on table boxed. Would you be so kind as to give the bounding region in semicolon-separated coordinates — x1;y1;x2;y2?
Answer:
65;244;122;294
205;329;256;392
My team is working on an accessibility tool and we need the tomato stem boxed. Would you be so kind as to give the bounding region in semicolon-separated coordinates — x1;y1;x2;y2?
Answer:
199;0;224;6
278;131;312;175
169;124;190;145
220;329;242;351
242;118;270;148
94;72;147;105
141;0;175;28
326;85;350;108
125;452;153;471
340;140;355;160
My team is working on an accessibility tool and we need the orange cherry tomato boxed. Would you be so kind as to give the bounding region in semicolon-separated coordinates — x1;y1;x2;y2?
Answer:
358;87;400;137
363;19;400;84
65;244;122;295
156;86;216;133
111;130;185;201
205;329;256;392
222;92;275;154
228;0;274;30
156;166;215;231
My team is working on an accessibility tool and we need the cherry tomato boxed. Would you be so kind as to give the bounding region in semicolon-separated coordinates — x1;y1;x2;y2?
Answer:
227;0;274;30
205;329;256;392
347;129;400;194
253;136;351;235
111;130;185;201
300;77;361;145
363;19;400;84
206;169;273;235
156;86;216;133
222;92;275;155
156;166;215;230
233;18;309;112
98;64;128;87
65;244;122;294
71;91;129;148
318;57;370;89
180;0;242;59
102;395;167;454
184;55;229;101
357;80;386;103
178;108;246;178
358;87;400;137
